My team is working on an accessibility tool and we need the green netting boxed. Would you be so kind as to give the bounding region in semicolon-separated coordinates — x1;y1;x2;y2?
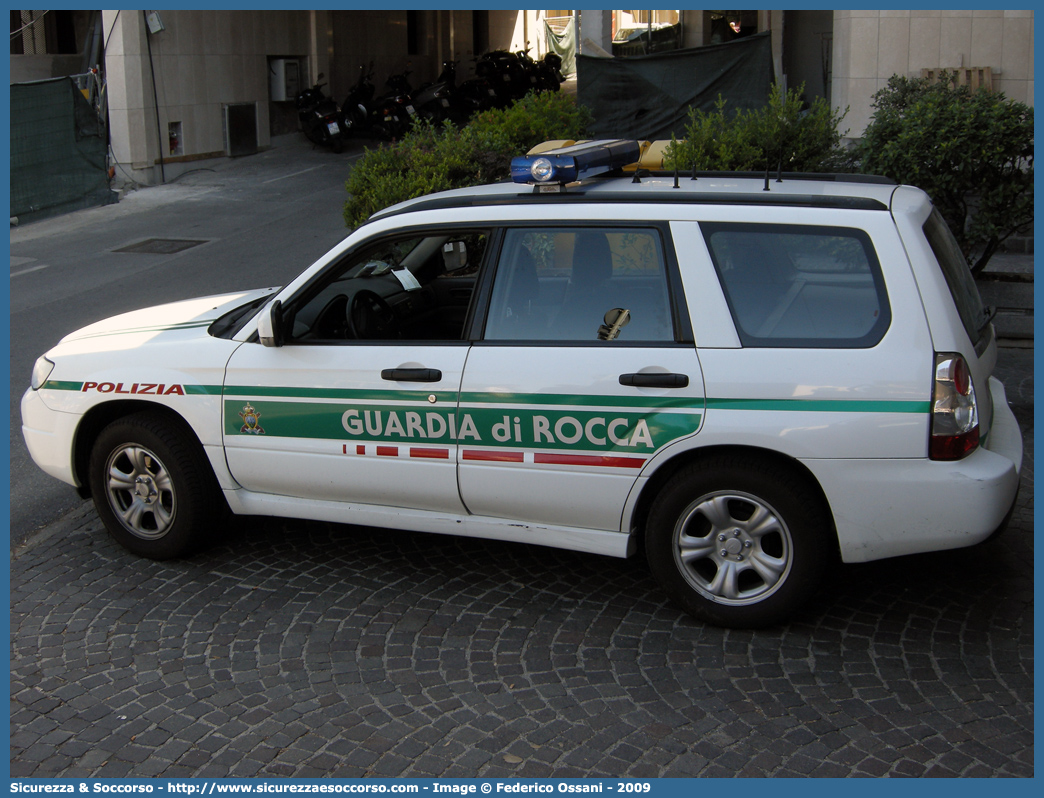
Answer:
578;32;773;141
10;76;116;222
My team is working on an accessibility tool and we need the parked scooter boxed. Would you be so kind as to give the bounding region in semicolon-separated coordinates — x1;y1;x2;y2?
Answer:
412;61;457;125
537;51;566;91
473;47;556;107
474;50;525;107
515;45;565;94
514;47;546;94
341;62;377;134
295;74;346;153
370;66;417;140
455;59;500;115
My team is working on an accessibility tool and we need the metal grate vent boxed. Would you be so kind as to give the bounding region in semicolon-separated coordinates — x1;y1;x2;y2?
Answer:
113;238;208;255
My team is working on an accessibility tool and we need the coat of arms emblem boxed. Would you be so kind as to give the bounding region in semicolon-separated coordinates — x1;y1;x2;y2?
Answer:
239;403;265;434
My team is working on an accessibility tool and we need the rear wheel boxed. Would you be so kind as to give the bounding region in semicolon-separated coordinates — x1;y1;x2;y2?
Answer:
88;412;224;559
645;455;832;627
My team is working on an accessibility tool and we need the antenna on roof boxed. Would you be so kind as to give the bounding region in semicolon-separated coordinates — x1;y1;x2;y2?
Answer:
690;161;697;181
673;167;680;189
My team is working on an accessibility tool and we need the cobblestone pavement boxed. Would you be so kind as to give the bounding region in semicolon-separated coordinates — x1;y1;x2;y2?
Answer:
11;348;1033;779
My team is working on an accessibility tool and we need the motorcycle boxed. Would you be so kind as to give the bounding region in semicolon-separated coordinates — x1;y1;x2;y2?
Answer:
515;46;565;94
474;50;526;107
370;66;417;140
295;74;346;153
412;61;458;125
515;47;547;94
455;59;500;116
341;62;377;134
538;52;566;92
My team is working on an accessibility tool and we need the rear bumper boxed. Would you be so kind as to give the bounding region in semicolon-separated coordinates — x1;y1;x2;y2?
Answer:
804;377;1023;564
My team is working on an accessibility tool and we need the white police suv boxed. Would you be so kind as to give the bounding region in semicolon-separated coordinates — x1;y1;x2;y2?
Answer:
22;140;1023;627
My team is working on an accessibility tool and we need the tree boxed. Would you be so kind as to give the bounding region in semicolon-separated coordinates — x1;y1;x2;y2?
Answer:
859;73;1033;275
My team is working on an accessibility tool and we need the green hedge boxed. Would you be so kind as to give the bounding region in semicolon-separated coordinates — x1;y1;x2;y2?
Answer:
663;82;849;173
343;92;592;228
858;73;1033;274
344;77;1032;276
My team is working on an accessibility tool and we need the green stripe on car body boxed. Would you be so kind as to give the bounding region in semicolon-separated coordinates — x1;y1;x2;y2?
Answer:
41;380;84;392
705;397;931;413
41;379;930;415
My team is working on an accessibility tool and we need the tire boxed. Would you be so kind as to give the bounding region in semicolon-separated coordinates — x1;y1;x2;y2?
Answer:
88;412;225;560
645;455;832;628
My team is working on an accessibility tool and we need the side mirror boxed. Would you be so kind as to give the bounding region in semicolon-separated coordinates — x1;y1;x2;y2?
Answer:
258;299;284;347
442;240;468;272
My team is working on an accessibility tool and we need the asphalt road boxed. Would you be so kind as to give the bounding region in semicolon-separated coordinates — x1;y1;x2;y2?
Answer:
9;136;368;546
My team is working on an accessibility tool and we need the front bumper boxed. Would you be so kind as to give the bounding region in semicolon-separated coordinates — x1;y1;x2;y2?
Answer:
21;387;81;488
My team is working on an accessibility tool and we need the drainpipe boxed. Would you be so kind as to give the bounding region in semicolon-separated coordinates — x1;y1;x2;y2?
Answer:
143;11;165;184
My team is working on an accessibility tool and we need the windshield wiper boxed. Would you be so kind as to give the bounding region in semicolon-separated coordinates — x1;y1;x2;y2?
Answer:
209;293;279;339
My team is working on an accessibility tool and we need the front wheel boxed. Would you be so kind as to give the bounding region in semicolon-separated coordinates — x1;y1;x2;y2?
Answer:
88;412;224;559
645;455;832;627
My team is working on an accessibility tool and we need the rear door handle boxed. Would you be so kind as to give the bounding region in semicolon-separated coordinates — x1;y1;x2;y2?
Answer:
619;372;689;388
381;368;443;382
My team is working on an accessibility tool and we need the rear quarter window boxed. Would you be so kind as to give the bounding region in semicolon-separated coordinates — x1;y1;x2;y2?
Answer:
922;209;989;349
701;222;891;348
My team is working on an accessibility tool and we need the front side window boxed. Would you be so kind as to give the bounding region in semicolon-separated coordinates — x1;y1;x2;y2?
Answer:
702;223;891;348
281;230;488;342
483;227;675;342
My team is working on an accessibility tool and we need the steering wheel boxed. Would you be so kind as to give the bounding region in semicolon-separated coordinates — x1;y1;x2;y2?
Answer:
314;294;349;339
347;289;400;339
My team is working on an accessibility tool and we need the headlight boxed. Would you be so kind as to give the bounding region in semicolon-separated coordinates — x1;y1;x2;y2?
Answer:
31;357;54;391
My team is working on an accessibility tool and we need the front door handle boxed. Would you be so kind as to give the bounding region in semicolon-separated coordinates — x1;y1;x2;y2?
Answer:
381;368;443;382
619;372;689;388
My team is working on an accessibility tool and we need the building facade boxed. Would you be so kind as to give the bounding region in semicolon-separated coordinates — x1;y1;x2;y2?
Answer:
10;9;1035;186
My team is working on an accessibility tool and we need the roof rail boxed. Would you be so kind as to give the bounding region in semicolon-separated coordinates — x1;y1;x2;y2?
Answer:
638;170;897;186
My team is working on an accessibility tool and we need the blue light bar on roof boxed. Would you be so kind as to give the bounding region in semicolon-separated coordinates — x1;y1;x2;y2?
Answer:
510;139;641;185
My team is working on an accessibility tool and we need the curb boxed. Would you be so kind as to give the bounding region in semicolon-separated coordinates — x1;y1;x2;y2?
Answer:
12;500;98;559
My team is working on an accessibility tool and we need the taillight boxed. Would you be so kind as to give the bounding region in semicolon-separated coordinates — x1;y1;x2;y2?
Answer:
930;352;979;460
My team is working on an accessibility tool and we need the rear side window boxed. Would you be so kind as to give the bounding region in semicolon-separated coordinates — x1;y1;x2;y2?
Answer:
702;223;891;348
922;209;989;348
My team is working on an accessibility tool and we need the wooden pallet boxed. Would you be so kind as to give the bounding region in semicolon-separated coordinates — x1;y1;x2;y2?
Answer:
920;67;994;91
